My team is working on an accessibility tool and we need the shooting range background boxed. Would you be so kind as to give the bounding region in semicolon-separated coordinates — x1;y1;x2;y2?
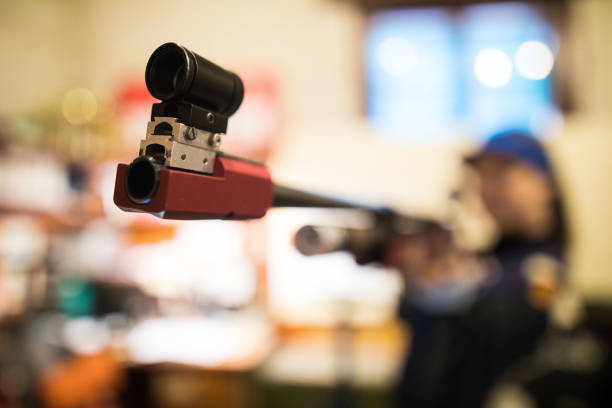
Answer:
1;1;612;405
2;0;606;298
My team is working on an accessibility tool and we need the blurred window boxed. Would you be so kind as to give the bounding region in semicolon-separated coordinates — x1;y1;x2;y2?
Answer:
366;2;560;142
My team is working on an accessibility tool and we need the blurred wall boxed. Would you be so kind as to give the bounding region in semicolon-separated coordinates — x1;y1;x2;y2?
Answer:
80;0;363;126
1;0;612;300
0;1;87;114
551;0;612;301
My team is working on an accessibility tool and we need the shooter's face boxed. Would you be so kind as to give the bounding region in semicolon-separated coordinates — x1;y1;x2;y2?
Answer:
472;154;553;237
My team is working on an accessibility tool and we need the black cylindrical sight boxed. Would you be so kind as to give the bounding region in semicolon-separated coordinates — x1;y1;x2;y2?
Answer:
145;42;244;116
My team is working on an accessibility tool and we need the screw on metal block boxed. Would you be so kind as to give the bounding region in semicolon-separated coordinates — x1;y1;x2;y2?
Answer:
208;134;222;147
184;127;196;140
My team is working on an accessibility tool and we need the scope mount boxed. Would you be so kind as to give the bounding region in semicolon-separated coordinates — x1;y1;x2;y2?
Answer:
139;101;226;175
151;101;229;134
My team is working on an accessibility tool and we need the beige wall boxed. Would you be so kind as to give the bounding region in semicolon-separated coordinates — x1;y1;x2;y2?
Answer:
80;0;363;125
549;0;612;300
0;1;86;114
553;117;612;300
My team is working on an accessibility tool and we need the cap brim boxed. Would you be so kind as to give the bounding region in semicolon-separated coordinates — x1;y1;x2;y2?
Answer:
463;150;517;167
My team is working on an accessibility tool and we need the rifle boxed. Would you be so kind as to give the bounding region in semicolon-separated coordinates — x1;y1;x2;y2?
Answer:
113;43;448;264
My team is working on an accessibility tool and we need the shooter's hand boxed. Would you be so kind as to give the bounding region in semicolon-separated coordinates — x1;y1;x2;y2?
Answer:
385;233;493;312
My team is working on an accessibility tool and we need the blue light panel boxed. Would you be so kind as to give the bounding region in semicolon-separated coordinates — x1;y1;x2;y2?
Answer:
366;3;559;143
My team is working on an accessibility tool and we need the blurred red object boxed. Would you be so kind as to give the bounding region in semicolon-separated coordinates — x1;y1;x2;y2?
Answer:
115;78;156;158
222;66;282;161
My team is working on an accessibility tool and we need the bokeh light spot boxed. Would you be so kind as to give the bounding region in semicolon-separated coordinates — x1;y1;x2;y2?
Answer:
473;48;513;88
61;88;98;125
515;40;554;80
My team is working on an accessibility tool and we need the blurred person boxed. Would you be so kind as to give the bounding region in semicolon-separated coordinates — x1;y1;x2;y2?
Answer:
394;131;570;407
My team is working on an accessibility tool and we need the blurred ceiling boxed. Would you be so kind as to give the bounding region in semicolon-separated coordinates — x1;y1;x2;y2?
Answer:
342;0;568;12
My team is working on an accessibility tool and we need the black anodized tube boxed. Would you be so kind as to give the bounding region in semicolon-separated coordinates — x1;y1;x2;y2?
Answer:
272;184;381;211
145;42;244;116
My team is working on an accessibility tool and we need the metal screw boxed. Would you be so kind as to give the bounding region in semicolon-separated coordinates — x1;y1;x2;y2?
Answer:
206;112;215;124
181;154;186;160
208;134;222;147
203;158;208;165
184;127;196;140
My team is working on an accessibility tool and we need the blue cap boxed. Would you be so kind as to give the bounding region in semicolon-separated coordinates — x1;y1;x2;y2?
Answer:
466;131;552;175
